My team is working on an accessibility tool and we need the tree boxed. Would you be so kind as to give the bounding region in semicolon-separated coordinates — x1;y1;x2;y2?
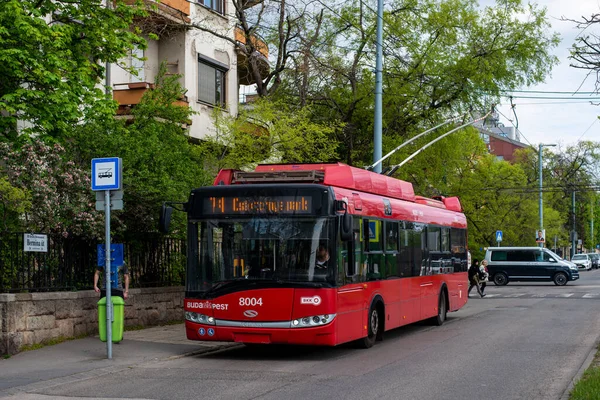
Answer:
204;99;341;172
568;12;600;89
452;153;545;259
0;177;30;232
0;139;104;238
0;0;145;139
274;0;560;166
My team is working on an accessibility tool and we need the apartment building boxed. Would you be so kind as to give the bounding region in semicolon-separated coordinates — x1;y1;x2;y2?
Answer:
110;0;268;140
474;112;528;162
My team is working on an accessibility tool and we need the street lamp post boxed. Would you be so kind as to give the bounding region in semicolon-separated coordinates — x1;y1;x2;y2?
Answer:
539;143;556;247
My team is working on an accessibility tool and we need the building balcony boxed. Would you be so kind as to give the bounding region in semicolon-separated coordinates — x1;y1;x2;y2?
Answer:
235;27;269;85
121;0;190;27
113;82;189;116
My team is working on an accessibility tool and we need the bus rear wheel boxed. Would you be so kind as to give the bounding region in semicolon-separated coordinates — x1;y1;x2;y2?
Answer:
429;292;447;326
359;304;381;349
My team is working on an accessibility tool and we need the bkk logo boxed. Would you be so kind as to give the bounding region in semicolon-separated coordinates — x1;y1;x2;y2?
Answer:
300;295;321;305
243;310;258;318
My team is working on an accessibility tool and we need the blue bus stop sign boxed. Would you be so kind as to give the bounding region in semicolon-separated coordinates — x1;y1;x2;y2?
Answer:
496;230;503;242
97;244;124;289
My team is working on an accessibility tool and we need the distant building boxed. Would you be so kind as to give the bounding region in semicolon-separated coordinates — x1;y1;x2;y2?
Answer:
473;111;528;162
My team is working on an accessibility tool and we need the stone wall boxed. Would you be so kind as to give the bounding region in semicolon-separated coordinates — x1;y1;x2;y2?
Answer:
0;287;185;355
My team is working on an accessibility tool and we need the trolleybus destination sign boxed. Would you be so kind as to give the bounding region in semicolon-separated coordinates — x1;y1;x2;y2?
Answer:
204;196;313;215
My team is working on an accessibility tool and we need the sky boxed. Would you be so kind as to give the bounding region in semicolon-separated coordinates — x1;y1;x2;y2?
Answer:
486;0;600;149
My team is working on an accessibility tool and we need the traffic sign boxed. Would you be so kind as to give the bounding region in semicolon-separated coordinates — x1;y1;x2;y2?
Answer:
496;230;503;242
91;157;122;191
96;190;123;201
95;199;123;211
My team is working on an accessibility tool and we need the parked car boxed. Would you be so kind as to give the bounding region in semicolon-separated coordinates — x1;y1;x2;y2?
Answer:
571;254;592;271
484;247;579;286
586;253;599;269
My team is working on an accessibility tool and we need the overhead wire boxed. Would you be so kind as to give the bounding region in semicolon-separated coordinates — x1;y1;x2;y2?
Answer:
493;108;534;147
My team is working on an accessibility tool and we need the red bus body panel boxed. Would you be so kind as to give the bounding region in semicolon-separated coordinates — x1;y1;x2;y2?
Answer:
190;163;469;347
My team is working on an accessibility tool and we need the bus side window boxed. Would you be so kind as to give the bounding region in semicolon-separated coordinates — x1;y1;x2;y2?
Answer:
385;221;399;278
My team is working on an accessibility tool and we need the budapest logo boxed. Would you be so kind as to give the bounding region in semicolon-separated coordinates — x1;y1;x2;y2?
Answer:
243;310;258;318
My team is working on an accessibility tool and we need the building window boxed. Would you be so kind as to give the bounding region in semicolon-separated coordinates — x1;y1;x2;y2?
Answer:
198;0;224;14
198;57;227;107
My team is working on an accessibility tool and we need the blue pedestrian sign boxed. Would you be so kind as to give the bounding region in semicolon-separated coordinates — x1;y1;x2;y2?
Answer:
91;157;122;191
496;230;503;242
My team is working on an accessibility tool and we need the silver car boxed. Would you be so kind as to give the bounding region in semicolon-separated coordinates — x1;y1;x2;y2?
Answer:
571;254;592;271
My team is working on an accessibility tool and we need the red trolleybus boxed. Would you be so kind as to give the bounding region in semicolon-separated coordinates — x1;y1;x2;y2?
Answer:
160;163;469;348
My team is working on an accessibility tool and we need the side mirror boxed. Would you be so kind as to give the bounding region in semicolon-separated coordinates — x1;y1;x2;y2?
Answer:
159;204;174;234
340;213;352;242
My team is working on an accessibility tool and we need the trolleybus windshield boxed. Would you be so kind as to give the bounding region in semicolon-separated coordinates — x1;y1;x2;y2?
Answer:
187;217;335;294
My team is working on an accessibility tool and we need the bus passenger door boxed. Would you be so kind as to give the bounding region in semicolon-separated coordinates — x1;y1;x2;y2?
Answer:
336;217;366;344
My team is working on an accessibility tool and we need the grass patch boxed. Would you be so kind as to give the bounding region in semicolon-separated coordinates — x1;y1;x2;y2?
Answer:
570;344;600;400
19;334;87;353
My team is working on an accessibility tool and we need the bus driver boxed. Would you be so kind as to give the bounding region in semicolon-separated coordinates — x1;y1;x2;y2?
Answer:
316;245;329;269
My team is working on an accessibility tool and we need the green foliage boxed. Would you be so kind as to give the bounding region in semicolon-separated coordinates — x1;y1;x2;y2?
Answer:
514;142;600;251
0;0;146;139
68;63;212;235
0;177;30;232
0;140;104;237
448;152;540;259
203;100;342;172
270;0;559;167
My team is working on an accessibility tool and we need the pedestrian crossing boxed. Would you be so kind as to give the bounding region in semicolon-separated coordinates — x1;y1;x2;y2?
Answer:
476;292;600;299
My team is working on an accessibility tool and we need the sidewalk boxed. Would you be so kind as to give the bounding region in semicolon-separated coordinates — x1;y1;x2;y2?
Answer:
0;323;240;398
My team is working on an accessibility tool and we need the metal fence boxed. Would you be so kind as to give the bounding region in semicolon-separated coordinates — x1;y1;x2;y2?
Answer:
0;232;186;293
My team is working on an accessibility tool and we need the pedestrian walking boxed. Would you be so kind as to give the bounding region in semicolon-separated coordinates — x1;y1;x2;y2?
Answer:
479;260;490;295
468;259;485;298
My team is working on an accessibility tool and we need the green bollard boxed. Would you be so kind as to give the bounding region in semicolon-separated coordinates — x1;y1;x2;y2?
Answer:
98;296;125;343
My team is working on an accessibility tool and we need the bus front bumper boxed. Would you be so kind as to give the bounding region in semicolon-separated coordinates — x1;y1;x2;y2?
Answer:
185;320;337;346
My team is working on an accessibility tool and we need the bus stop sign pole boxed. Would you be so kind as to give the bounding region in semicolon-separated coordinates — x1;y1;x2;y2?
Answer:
104;189;112;359
92;157;122;360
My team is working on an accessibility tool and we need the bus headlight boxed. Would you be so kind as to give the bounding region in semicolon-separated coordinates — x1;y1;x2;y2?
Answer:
291;314;336;328
185;311;216;325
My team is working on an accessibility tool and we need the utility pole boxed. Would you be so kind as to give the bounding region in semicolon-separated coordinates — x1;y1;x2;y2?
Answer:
105;0;111;97
572;191;577;258
373;0;383;173
591;198;594;252
538;143;556;247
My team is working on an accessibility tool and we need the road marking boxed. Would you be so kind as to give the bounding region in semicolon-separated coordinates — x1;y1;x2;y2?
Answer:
483;294;498;297
531;294;547;298
558;293;575;297
582;293;599;298
503;294;525;298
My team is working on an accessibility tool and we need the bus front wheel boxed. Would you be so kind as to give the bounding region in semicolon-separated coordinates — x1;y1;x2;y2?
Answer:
359;304;381;349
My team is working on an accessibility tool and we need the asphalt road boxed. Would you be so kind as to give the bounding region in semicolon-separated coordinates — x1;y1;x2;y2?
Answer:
5;270;600;400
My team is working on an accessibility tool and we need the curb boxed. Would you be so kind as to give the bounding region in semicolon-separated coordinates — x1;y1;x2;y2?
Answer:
166;342;244;360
